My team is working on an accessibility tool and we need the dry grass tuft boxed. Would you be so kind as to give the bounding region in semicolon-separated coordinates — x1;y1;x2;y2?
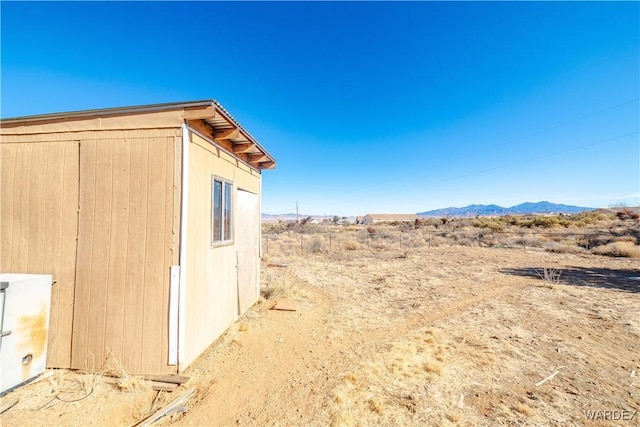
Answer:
514;402;534;416
329;328;453;424
543;241;584;254
592;241;640;258
261;265;302;300
104;352;150;393
343;239;361;250
445;410;461;422
536;267;562;289
424;360;443;375
117;375;150;393
367;398;384;414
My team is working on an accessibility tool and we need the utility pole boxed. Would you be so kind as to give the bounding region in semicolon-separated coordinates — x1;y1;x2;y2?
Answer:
296;201;299;223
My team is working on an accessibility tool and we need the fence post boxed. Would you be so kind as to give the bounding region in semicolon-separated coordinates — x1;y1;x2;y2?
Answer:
300;234;303;254
329;233;332;252
266;235;269;254
428;232;432;248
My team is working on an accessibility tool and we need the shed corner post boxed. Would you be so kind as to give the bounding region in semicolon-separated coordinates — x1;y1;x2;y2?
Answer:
169;123;190;369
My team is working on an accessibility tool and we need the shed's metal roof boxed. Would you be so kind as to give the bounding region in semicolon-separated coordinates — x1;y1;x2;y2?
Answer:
1;100;276;170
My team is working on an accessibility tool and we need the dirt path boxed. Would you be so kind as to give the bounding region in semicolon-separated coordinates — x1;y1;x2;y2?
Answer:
177;247;607;426
178;275;528;426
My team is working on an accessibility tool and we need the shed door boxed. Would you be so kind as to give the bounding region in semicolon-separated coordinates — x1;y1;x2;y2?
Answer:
236;189;260;314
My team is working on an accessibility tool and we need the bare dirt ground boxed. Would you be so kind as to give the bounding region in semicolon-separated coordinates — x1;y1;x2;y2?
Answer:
2;245;639;426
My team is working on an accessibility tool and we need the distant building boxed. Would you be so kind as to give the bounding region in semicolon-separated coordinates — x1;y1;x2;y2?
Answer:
362;214;419;225
355;216;365;224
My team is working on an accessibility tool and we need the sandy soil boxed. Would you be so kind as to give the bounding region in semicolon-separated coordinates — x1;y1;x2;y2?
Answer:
1;246;638;426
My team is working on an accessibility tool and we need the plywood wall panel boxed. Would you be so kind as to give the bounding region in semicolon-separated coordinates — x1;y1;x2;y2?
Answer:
104;140;130;364
0;141;79;367
72;140;97;370
72;135;176;375
86;140;114;368
141;137;170;373
10;144;31;272
1;144;17;268
48;142;80;367
121;138;149;373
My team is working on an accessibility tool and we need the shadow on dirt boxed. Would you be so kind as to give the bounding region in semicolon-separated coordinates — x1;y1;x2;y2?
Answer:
501;266;640;293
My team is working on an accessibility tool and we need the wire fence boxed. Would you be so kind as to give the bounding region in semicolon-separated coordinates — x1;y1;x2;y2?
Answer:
262;228;614;256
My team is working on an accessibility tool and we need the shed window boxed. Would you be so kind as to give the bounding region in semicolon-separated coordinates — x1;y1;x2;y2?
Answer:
212;177;233;245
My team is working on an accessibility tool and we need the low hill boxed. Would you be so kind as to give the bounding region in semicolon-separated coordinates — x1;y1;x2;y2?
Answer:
418;201;594;217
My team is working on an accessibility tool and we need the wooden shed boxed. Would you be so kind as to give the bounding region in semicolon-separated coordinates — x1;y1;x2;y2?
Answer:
0;100;276;375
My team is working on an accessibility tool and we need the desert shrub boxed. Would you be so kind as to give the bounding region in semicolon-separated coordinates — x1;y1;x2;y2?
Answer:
567;212;601;227
504;215;532;227
471;218;504;232
477;231;497;246
262;222;286;234
611;235;637;244
343;239;361;250
307;236;327;253
456;238;475;246
394;222;412;233
508;234;547;248
616;208;634;220
367;226;376;234
419;218;440;228
592;241;640;258
428;235;448;247
543;241;584;254
370;237;386;250
530;216;559;228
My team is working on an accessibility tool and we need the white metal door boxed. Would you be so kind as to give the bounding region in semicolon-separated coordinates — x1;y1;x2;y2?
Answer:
236;190;259;314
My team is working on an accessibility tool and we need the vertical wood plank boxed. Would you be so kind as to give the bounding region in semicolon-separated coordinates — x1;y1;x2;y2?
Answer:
87;139;114;369
26;143;47;272
104;138;130;365
142;136;168;373
43;142;65;364
0;144;17;271
72;140;97;370
122;137;148;374
54;141;80;367
11;144;31;271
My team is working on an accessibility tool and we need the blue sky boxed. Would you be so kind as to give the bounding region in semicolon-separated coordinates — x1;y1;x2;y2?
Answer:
2;1;638;216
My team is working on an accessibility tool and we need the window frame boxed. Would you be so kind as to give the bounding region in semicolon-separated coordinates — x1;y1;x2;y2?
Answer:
211;175;234;247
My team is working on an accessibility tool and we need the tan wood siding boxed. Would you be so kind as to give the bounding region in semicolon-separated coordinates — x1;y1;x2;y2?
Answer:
0;110;184;135
182;132;260;369
0;141;79;367
72;136;178;374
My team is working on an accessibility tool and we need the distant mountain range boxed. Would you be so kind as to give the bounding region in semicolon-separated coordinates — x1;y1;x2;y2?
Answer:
417;201;594;217
262;201;595;220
